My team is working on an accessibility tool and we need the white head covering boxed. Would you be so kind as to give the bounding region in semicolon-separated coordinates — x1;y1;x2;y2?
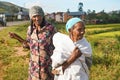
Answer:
66;17;83;32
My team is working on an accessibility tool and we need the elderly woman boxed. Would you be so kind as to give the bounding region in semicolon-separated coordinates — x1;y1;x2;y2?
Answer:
51;17;92;80
9;6;56;80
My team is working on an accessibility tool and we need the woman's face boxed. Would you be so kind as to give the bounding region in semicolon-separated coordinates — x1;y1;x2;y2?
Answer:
32;15;43;27
70;22;85;42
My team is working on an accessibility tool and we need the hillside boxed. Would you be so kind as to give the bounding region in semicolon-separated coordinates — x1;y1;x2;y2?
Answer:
0;1;28;14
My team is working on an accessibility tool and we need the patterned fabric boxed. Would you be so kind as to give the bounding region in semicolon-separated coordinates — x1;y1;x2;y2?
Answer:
27;22;56;80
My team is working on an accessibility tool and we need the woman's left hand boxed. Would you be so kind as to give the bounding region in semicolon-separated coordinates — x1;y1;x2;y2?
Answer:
52;69;60;75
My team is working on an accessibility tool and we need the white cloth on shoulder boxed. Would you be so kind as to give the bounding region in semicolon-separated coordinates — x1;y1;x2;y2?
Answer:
51;32;92;80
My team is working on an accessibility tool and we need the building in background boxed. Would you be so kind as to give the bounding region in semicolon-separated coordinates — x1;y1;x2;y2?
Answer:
0;13;6;26
63;2;86;22
45;2;86;23
17;8;29;20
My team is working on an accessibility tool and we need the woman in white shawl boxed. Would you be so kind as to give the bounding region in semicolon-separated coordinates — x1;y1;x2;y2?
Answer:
51;17;92;80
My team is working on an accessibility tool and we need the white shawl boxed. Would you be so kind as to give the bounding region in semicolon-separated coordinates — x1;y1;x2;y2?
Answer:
51;32;92;80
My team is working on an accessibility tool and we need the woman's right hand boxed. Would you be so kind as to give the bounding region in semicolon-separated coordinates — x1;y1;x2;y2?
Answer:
9;32;18;39
9;32;29;49
9;32;25;43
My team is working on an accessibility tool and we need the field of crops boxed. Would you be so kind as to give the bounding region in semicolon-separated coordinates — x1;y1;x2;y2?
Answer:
0;23;120;80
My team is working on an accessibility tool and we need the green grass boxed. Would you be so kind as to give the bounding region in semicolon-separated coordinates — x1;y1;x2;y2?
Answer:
0;23;29;80
86;24;120;80
0;23;120;80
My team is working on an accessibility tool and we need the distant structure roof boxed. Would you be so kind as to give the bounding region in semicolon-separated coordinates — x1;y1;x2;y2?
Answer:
18;11;29;15
68;11;85;16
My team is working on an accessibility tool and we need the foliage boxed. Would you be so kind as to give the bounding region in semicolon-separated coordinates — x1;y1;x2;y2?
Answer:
86;9;120;24
0;1;28;14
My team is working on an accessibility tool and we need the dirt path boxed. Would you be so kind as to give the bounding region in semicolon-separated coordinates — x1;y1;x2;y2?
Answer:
0;61;3;80
14;47;28;56
0;20;29;31
0;47;29;80
0;27;5;30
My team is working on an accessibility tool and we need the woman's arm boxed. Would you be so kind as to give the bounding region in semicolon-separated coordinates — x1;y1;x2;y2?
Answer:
62;47;82;72
9;32;25;43
9;32;30;49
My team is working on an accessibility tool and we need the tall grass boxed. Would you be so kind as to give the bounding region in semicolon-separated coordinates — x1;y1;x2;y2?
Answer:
0;23;29;80
86;24;120;80
0;23;120;80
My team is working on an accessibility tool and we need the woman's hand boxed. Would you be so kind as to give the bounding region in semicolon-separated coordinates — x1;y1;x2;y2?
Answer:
52;69;60;75
9;32;18;39
9;32;30;49
9;32;25;43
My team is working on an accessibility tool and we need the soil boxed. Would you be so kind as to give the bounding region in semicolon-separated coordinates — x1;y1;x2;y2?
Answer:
0;61;3;80
14;47;28;56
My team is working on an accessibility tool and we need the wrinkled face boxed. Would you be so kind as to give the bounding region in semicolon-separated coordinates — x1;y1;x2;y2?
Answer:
32;15;43;26
69;22;85;42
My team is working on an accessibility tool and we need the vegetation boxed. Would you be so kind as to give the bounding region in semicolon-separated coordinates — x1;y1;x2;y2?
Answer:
86;10;120;24
0;1;28;13
0;23;120;80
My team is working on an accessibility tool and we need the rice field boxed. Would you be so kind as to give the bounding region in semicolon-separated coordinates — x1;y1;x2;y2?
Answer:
0;23;120;80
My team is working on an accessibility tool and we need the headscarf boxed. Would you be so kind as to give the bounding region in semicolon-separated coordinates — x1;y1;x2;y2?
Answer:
66;17;83;32
29;6;45;35
29;6;44;19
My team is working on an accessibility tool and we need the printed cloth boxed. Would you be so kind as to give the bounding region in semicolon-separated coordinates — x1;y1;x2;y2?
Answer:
27;22;56;80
